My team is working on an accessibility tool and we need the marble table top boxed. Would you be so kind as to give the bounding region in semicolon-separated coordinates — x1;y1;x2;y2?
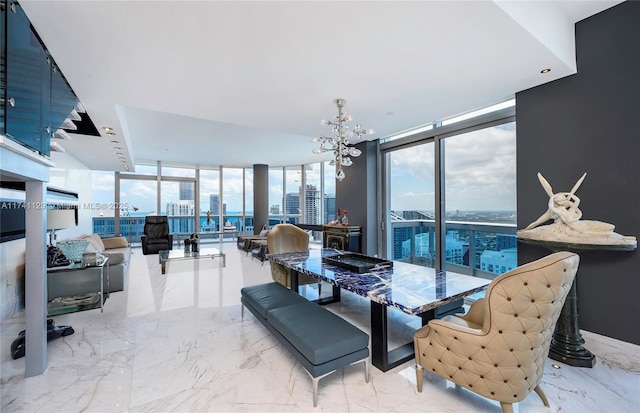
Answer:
267;248;490;316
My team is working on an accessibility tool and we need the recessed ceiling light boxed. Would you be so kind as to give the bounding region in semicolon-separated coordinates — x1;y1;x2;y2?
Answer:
110;140;119;144
115;152;123;155
541;68;551;74
103;126;113;133
107;132;116;136
113;146;121;150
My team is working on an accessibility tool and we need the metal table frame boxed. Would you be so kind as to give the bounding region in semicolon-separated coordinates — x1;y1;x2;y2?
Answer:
159;247;226;274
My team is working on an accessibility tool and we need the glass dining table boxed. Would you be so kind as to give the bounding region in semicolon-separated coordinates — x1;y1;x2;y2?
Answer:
267;248;491;372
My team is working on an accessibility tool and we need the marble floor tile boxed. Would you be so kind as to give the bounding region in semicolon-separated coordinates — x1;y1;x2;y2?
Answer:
2;243;639;412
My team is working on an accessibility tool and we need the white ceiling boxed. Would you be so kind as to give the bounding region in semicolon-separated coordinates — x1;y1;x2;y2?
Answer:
19;0;622;171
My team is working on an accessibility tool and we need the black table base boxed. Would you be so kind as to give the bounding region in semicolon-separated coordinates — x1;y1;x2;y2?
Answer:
370;299;464;372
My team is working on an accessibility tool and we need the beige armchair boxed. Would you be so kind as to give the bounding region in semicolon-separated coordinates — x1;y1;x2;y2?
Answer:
414;251;580;413
267;224;320;292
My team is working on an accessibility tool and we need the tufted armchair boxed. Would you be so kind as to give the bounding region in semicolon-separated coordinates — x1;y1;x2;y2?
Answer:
267;224;321;293
141;216;173;255
414;251;579;413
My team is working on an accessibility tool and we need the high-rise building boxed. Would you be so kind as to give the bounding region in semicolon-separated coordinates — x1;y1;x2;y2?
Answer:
324;194;336;224
304;184;321;224
208;194;227;215
209;194;219;214
179;182;194;200
285;192;300;215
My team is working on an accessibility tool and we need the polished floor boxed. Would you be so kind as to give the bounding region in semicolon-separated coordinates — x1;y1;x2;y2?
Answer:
1;244;639;412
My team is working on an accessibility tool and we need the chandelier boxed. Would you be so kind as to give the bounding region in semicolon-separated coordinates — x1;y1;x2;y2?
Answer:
312;98;375;181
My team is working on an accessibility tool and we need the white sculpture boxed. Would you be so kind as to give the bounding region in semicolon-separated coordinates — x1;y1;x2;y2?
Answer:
517;172;637;246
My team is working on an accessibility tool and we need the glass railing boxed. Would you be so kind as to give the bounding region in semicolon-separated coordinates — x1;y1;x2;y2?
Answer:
390;219;517;280
92;214;257;247
93;216;516;272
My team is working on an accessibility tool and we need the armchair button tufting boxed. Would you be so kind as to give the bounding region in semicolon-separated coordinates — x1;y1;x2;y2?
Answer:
504;380;508;383
517;364;521;368
547;284;551;288
499;330;503;334
524;282;528;286
531;299;535;303
514;314;518;317
481;346;485;349
494;363;498;367
491;392;495;395
523;331;527;334
469;384;473;387
537;315;541;319
480;375;484;379
510;349;514;352
507;297;511;301
468;357;472;360
458;367;462;370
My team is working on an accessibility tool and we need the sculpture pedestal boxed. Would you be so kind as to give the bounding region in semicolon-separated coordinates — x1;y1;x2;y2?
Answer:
517;238;635;368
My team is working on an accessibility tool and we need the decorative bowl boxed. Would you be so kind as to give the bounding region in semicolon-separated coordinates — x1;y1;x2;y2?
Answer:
57;240;89;263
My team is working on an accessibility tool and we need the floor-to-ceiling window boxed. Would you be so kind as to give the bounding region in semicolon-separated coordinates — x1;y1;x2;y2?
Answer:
268;167;284;227
243;168;254;234
381;100;516;278
160;166;196;237
384;141;436;266
118;174;157;247
284;166;302;224
323;161;336;224
199;168;220;232
222;167;244;232
443;121;516;277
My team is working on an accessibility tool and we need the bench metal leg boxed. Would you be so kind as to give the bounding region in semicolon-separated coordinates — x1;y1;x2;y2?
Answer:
241;304;244;320
306;355;369;407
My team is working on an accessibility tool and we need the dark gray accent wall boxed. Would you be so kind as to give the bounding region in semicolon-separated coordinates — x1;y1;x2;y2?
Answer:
253;164;269;235
516;1;640;345
336;140;379;255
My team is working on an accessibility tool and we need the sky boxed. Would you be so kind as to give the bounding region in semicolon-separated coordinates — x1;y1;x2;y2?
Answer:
389;121;516;212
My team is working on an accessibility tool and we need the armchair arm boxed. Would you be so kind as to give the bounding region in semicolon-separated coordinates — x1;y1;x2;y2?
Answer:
456;297;486;329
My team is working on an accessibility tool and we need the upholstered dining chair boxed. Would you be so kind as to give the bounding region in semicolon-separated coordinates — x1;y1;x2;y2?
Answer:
414;251;580;413
267;224;321;293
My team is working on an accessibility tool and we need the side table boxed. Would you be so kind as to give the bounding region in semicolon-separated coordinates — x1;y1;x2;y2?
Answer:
47;256;109;315
517;238;635;367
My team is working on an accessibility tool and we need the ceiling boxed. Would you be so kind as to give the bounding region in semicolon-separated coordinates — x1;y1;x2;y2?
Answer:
18;0;622;171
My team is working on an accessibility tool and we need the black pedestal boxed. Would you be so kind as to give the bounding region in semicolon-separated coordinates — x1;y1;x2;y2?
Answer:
518;238;636;368
547;277;595;367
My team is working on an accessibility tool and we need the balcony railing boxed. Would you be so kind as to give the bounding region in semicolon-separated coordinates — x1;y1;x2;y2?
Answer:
390;219;517;280
93;216;516;278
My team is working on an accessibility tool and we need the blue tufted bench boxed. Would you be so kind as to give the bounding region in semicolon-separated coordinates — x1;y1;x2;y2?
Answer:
241;282;370;407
